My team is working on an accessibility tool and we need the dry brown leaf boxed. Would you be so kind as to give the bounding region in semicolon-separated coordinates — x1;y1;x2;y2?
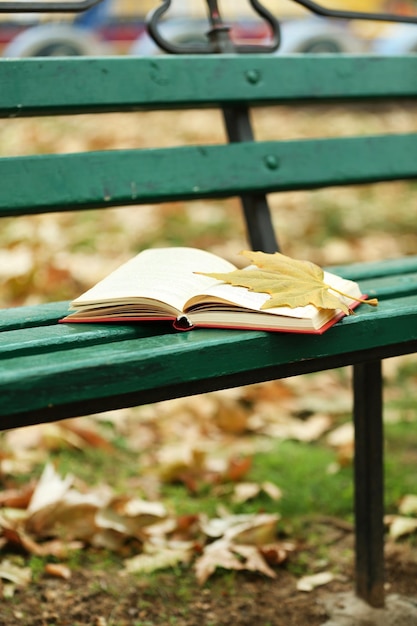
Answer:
25;465;111;540
95;499;167;542
124;540;193;575
201;512;280;546
386;515;417;540
0;483;35;509
0;521;44;556
0;512;83;557
4;424;49;452
0;560;31;586
6;464;177;556
60;420;115;452
214;401;250;434
27;463;74;515
194;539;277;585
111;497;167;524
224;456;252;482
3;419;114;459
200;250;377;314
232;544;277;578
194;539;248;584
44;563;72;580
27;501;100;541
232;482;261;503
297;571;335;592
199;515;242;539
260;542;295;566
35;539;84;558
262;481;284;502
327;422;354;449
261;414;331;442
232;481;283;504
157;445;207;485
399;494;417;516
226;514;280;546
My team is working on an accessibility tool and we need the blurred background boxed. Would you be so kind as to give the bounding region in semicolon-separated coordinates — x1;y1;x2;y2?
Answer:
0;3;417;616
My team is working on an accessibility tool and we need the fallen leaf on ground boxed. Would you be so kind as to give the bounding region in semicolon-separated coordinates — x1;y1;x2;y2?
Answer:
224;456;252;482
194;539;276;584
399;494;417;516
232;481;283;503
261;414;332;442
231;544;277;578
385;515;417;540
260;542;296;566
124;540;193;575
200;512;279;544
44;563;72;580
0;560;31;586
297;571;335;592
0;483;35;509
27;463;74;515
4;420;111;455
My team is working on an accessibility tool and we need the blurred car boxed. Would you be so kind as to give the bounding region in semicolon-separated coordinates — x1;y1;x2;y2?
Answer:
3;22;107;57
130;16;363;56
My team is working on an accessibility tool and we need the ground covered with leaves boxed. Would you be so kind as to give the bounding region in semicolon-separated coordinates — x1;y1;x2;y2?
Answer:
1;104;417;625
1;546;417;626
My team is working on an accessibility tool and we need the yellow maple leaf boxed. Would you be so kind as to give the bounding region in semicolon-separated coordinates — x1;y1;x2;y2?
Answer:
199;250;378;315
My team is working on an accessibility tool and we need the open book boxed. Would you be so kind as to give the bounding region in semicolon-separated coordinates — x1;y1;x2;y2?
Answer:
62;247;364;334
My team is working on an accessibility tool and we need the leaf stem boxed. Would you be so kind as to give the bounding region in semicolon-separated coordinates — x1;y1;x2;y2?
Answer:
324;284;378;308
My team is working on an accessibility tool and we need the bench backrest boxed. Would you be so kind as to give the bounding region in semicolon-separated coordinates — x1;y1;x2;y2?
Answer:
1;54;417;246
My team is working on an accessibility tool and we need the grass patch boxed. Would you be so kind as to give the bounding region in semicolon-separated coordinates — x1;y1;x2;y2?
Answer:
385;420;417;509
248;440;353;520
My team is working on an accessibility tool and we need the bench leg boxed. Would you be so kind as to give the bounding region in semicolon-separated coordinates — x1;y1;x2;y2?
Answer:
353;360;385;608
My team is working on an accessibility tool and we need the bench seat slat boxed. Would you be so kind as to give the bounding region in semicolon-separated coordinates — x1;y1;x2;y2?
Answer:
0;321;172;358
350;271;417;300
330;256;417;281
1;288;417;428
0;301;70;331
1;55;417;116
2;134;417;217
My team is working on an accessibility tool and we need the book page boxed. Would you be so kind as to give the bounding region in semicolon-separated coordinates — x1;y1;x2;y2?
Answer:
71;247;237;315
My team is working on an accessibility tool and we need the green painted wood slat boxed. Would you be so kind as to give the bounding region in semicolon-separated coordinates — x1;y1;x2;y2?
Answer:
1;134;417;217
1;293;417;423
1;55;417;116
0;322;172;358
329;256;417;281
1;251;417;419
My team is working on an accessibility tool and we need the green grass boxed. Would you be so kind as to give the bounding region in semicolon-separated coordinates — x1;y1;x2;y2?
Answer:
385;421;417;508
248;440;353;520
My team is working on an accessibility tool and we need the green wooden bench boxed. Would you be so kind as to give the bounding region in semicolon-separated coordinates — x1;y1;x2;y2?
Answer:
1;46;417;609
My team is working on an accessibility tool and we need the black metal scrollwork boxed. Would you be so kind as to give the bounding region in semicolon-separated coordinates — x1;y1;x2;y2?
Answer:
147;0;280;54
292;0;417;24
147;0;417;55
